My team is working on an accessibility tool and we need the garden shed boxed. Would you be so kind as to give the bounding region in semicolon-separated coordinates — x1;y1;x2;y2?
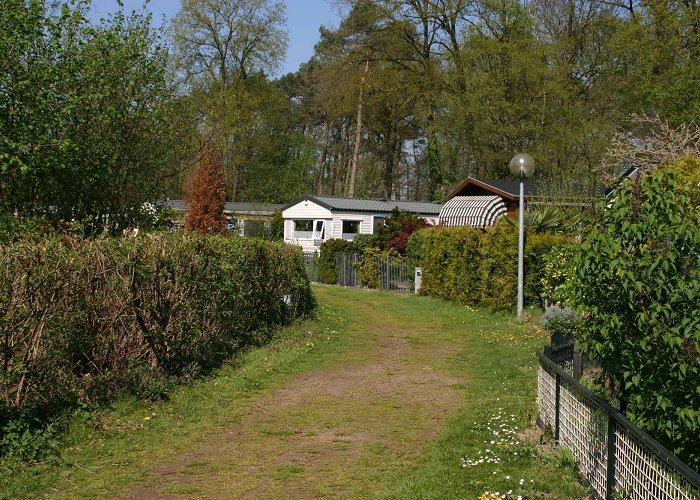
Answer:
282;196;443;254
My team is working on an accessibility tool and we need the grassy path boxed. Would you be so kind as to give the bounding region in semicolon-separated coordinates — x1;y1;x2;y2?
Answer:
1;286;587;499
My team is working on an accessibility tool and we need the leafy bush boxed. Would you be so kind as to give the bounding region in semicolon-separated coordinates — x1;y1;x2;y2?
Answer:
478;222;518;310
411;226;482;305
540;305;583;338
0;234;315;445
318;238;358;284
570;170;700;468
409;221;571;310
0;213;51;243
375;208;430;255
540;244;579;305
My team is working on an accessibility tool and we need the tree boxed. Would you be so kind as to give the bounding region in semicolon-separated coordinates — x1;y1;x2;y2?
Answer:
184;146;228;235
571;171;700;467
0;1;193;233
172;0;287;87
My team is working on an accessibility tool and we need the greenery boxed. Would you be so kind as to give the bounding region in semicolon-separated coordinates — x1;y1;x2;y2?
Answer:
0;286;586;498
413;225;482;306
409;222;570;311
540;305;583;338
355;247;400;288
0;234;314;457
570;170;700;468
0;1;194;233
318;238;358;284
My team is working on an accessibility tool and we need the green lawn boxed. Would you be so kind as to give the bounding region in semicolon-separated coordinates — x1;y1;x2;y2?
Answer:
0;285;587;499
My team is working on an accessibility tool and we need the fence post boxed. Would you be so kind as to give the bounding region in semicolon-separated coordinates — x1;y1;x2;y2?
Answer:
573;343;582;380
606;414;617;498
554;372;561;441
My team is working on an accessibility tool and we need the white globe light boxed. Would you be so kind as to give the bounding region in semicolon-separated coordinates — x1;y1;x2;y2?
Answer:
509;153;535;178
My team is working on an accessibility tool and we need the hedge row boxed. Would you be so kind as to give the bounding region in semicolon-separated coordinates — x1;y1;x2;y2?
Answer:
408;222;570;309
0;235;315;424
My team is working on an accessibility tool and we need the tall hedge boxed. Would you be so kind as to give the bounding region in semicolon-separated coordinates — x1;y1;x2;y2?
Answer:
0;235;314;423
412;226;482;305
409;222;570;310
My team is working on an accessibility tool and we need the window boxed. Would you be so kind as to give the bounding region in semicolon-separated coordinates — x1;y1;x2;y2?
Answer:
342;220;361;240
293;219;313;239
294;220;313;232
312;220;326;241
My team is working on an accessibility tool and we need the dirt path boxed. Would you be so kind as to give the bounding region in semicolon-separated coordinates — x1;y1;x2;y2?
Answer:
122;288;466;499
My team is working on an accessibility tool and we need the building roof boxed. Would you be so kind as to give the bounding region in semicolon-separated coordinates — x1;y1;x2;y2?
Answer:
448;177;538;200
448;177;607;201
283;196;444;215
439;196;507;228
160;199;284;215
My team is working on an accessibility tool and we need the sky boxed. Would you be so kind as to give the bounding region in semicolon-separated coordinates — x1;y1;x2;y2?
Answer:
88;0;341;75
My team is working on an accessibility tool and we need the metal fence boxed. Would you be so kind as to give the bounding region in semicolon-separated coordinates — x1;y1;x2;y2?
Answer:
537;353;700;499
335;253;413;292
303;252;320;283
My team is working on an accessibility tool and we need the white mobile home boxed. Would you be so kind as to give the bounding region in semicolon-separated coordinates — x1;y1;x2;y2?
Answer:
282;196;443;254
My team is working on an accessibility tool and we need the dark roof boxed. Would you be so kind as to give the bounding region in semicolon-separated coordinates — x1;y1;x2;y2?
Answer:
159;200;283;215
283;196;443;215
448;177;538;200
448;177;606;201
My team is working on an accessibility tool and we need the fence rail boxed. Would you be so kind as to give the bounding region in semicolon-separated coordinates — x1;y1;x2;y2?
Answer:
537;352;700;499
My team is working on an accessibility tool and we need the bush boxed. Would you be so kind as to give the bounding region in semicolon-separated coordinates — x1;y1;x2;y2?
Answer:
540;305;583;338
0;234;315;440
570;170;700;467
478;222;519;310
318;238;358;284
411;226;482;305
409;221;571;310
375;208;430;255
540;244;579;305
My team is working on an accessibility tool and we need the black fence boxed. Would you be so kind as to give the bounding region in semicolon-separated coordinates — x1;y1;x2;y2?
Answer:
537;353;700;499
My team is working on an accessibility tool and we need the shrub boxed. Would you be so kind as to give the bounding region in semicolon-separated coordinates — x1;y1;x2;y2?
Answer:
318;238;358;284
540;244;579;305
375;208;430;255
540;305;583;338
0;234;314;440
412;226;482;305
478;222;518;310
410;221;571;310
570;170;700;467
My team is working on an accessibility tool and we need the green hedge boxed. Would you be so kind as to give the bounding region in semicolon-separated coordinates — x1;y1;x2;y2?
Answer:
0;235;314;426
414;226;482;306
409;222;571;310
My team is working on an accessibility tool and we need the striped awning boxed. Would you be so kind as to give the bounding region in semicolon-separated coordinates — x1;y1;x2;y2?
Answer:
439;195;506;228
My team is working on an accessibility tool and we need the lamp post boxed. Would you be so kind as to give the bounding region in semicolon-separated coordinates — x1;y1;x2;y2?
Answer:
509;153;535;318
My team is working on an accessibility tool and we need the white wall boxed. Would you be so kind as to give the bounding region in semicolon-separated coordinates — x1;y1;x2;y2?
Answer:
282;200;333;254
283;198;440;254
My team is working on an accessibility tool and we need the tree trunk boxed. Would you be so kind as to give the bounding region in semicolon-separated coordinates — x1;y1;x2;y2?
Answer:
347;59;369;198
317;120;329;195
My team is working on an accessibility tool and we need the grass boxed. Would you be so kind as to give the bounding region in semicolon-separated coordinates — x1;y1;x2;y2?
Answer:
0;285;588;499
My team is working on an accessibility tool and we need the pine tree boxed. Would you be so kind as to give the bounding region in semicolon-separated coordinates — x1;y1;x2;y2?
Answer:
184;146;228;235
